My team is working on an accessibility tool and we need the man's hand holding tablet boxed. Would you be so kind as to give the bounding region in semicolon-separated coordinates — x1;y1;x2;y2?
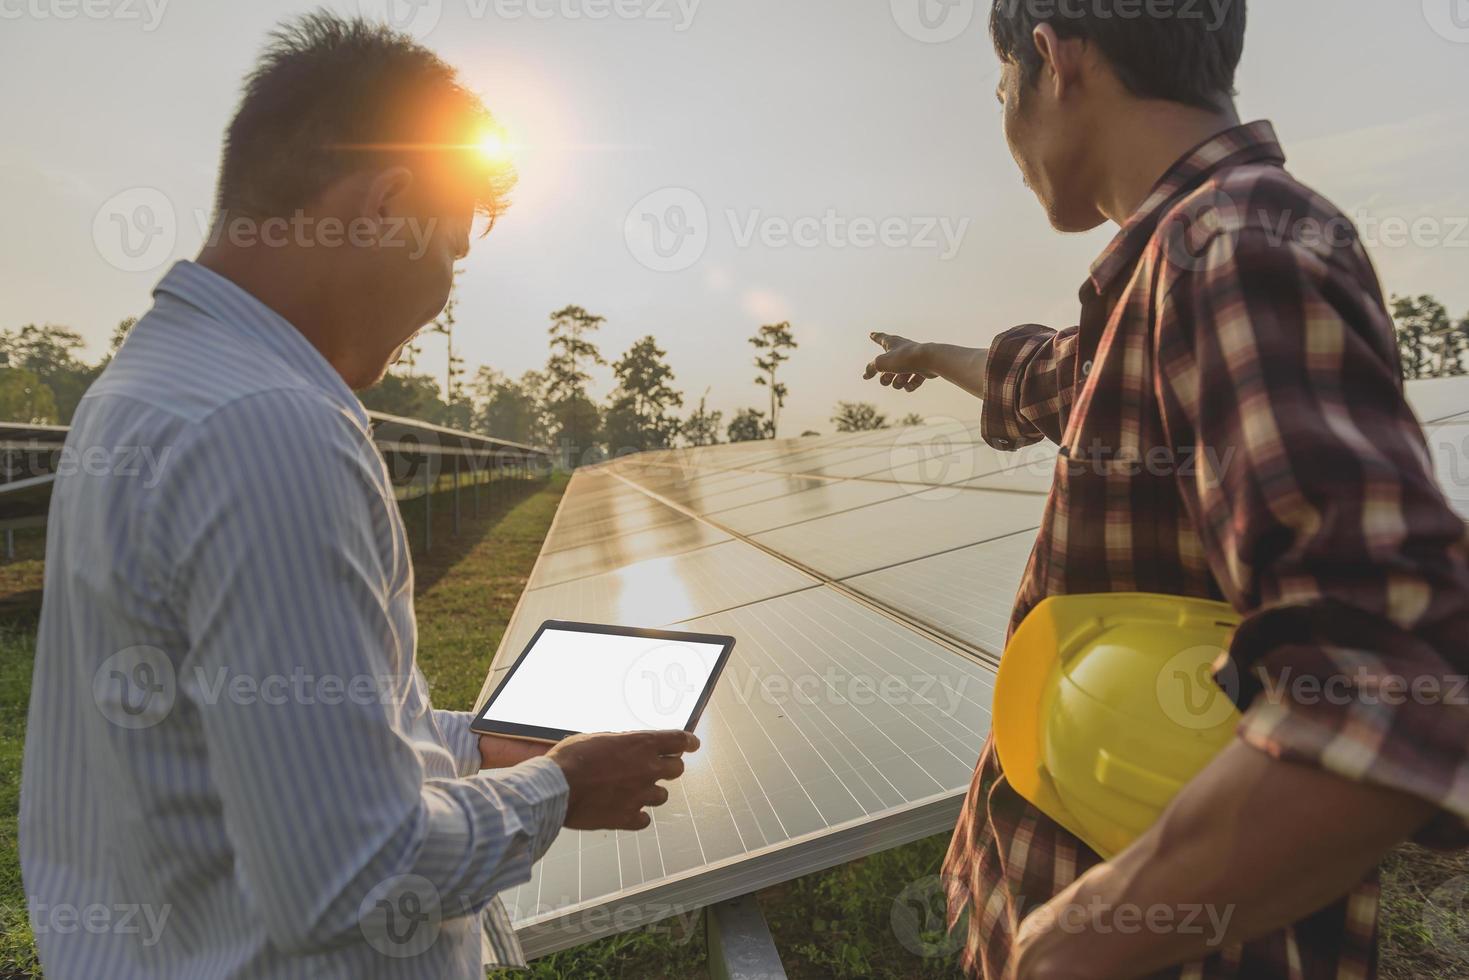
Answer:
548;730;699;830
471;621;734;831
476;729;698;830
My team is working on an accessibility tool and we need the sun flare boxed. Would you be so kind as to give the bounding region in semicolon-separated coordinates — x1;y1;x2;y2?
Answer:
475;129;514;165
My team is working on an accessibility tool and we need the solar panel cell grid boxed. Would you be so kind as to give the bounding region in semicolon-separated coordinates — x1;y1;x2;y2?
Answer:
842;531;1038;657
529;519;732;588
710;479;909;535
750;487;1046;580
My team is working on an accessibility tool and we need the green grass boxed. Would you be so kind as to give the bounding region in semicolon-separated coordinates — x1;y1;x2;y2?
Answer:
1;619;41;979
1;477;1466;978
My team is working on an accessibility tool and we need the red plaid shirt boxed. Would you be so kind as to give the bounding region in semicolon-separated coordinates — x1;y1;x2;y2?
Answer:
943;121;1469;979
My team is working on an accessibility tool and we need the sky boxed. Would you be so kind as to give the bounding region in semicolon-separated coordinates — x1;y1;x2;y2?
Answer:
2;0;1467;437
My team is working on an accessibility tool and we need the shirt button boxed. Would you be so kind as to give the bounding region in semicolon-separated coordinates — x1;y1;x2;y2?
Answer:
1082;360;1094;376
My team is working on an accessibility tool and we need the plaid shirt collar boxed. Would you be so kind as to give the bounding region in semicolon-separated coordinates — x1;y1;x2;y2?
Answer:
1087;120;1287;295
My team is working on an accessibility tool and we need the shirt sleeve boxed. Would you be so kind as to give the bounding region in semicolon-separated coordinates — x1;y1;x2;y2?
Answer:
434;708;484;777
161;390;569;954
980;324;1081;450
1155;227;1469;844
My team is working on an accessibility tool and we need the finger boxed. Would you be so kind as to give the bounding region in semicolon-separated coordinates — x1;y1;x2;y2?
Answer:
646;785;671;807
869;331;889;349
863;361;879;380
652;756;687;781
892;373;914;389
646;730;699;756
880;373;897;387
904;376;926;392
627;810;653;831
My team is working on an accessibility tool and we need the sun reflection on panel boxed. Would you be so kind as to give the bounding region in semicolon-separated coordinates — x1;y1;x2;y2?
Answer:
606;554;699;626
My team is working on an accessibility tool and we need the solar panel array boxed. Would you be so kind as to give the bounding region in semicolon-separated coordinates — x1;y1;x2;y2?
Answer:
0;412;553;529
480;376;1469;956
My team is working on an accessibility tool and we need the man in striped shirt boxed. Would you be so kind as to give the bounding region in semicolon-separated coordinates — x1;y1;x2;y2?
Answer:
20;14;695;977
866;2;1469;978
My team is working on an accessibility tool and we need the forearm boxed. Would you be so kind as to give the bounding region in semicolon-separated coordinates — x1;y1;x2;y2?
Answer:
921;342;990;399
1015;740;1434;979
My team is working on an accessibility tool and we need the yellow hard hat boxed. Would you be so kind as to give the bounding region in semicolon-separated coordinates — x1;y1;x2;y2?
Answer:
992;593;1243;860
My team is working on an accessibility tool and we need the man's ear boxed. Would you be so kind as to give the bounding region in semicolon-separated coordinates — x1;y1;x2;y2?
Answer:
362;166;414;223
1030;23;1085;102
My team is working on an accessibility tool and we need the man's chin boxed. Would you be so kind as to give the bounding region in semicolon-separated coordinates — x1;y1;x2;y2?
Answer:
1048;204;1109;235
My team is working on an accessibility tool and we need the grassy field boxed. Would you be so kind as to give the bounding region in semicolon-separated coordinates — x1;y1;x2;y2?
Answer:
1;472;1466;977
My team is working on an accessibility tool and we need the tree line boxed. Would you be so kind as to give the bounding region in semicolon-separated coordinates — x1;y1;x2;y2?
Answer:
2;292;1464;454
371;299;812;467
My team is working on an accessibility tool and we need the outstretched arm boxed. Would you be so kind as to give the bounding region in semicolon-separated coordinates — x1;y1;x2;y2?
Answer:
863;332;989;398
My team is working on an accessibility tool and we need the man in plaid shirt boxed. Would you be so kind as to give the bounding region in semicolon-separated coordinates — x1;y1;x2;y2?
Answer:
865;2;1469;978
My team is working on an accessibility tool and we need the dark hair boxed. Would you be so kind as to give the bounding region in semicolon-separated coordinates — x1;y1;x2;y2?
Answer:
990;0;1246;111
215;13;513;227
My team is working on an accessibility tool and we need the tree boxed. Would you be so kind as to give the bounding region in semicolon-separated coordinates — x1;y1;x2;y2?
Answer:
0;368;59;423
108;317;137;356
359;372;449;422
546;305;606;403
1443;314;1469;378
898;412;925;427
545;305;606;466
399;335;424;378
604;337;683;453
549;391;603;466
473;368;549;446
1392;294;1455;379
428;276;467;411
727;408;772;443
0;324;97;423
682;390;723;447
750;321;797;438
832;401;889;432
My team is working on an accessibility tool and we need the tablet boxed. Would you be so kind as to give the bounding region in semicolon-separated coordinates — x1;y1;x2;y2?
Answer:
470;621;737;743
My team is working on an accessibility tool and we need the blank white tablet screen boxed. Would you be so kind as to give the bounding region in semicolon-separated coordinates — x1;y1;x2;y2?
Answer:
483;627;726;733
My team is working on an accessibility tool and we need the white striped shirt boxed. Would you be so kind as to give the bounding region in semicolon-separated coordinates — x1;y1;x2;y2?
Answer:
20;260;568;978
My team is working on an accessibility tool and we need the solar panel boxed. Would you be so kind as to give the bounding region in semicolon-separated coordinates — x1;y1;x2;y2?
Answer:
714;479;913;535
1425;419;1468;520
750;488;1046;579
539;502;693;553
496;586;996;955
760;446;902;478
841;532;1037;658
676;473;837;515
1407;376;1469;424
529;517;732;588
489;540;820;674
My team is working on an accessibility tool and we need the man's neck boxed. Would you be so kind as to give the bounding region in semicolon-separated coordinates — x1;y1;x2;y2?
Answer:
1093;100;1242;226
197;242;353;380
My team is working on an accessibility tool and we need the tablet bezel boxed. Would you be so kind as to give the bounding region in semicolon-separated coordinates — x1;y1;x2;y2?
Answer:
469;620;737;743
